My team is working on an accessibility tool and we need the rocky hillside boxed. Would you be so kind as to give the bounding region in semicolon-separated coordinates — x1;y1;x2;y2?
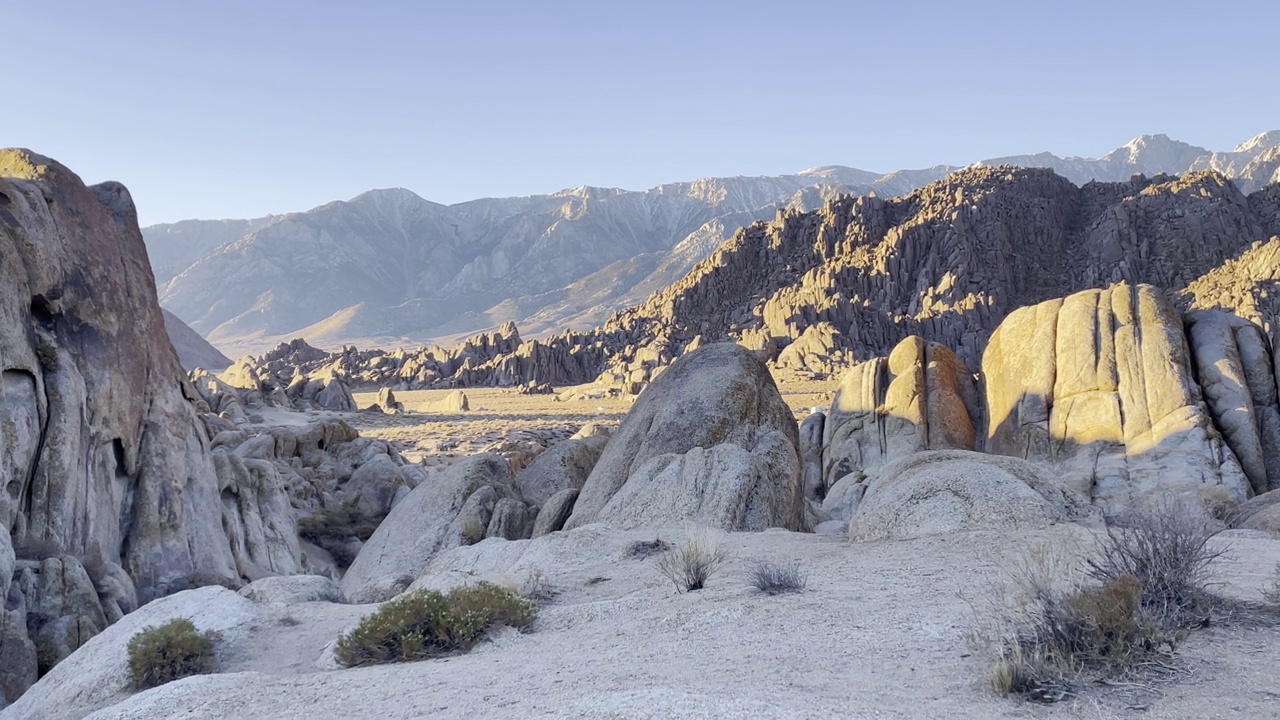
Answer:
236;166;1280;395
150;132;1280;356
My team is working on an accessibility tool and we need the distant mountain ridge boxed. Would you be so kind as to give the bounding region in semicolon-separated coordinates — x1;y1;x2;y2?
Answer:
146;131;1280;357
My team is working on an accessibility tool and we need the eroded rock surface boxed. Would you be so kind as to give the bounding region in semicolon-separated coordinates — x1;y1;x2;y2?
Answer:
983;283;1250;512
565;343;805;531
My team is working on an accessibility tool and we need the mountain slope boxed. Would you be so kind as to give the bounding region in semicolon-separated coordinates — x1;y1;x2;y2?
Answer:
148;131;1280;355
232;167;1280;395
161;309;232;371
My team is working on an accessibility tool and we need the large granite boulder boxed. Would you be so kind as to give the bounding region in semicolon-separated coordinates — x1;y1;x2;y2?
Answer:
0;151;301;700
983;282;1250;512
340;454;521;601
514;436;608;508
823;336;980;490
565;343;805;531
1186;310;1280;496
848;451;1078;541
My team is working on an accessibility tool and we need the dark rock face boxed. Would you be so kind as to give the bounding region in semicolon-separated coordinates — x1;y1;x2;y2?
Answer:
0;150;278;701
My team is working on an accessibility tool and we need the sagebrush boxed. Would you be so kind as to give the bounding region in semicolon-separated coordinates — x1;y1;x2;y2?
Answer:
127;618;218;690
984;503;1229;702
657;531;726;592
748;560;807;595
334;582;536;667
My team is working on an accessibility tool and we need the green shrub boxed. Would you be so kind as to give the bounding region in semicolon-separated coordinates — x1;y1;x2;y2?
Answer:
334;582;536;667
126;618;218;690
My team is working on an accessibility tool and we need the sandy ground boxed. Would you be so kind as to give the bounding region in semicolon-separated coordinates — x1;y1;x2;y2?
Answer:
36;376;1269;718
60;523;1280;720
345;377;839;464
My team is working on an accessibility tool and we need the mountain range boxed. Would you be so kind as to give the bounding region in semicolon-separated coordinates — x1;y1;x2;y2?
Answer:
146;131;1280;358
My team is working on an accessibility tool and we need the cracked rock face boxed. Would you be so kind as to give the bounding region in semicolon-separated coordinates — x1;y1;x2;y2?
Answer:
983;282;1250;513
565;343;806;532
0;150;301;702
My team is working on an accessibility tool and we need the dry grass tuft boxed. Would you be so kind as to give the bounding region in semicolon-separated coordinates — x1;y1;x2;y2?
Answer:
520;568;558;605
657;531;727;593
748;560;807;595
1264;563;1280;607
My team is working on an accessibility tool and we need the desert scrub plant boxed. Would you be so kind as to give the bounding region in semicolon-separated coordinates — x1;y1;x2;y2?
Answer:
748;559;807;595
333;582;535;667
985;502;1230;702
1264;563;1280;606
657;531;726;592
520;568;558;605
1085;502;1227;631
126;618;218;690
297;500;384;569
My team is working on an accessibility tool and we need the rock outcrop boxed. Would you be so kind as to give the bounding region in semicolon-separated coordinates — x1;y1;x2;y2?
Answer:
201;170;1280;399
822;336;980;491
161;309;231;372
847;451;1075;541
983;283;1250;512
0;151;310;702
151;131;1280;359
514;436;608;508
565;343;806;531
340;454;532;602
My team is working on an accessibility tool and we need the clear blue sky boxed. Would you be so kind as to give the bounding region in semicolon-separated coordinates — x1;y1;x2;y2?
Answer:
6;0;1277;225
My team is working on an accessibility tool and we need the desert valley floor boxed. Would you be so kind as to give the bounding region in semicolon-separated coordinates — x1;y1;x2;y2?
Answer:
6;381;1280;720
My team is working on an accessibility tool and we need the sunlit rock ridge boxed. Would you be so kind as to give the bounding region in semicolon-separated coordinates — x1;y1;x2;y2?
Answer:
149;131;1280;357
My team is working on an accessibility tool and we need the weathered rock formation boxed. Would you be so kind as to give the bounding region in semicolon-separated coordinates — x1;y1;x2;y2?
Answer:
0;150;304;701
847;451;1074;541
820;281;1280;531
210;170;1280;402
340;454;531;602
822;336;980;491
983;283;1249;513
564;343;806;532
161;309;231;372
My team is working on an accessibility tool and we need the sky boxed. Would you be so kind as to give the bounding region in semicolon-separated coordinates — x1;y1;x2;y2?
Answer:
5;0;1278;225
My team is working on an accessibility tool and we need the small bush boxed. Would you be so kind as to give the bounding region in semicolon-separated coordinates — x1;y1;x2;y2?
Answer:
749;560;807;595
520;568;557;605
987;502;1229;702
127;618;218;690
334;582;535;667
657;531;726;592
1085;502;1225;630
1264;564;1280;606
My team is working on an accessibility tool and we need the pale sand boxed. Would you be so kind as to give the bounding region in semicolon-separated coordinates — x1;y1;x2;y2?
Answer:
67;524;1280;720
